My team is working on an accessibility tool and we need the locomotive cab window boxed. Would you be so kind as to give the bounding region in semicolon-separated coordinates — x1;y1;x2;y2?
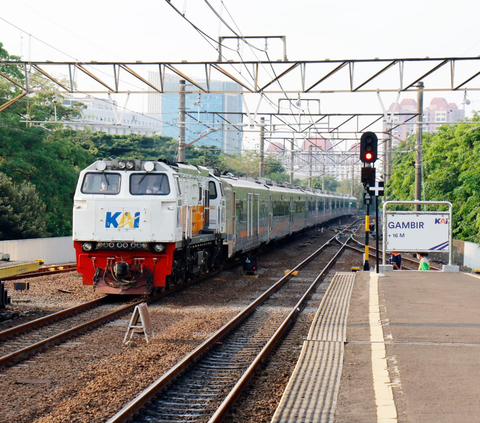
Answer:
208;181;218;200
130;173;170;195
81;172;121;194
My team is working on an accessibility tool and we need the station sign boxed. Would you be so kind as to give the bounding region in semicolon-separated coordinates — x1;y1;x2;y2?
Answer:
385;212;450;252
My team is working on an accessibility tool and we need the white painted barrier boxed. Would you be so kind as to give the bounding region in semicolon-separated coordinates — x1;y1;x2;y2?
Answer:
462;241;480;270
0;236;75;264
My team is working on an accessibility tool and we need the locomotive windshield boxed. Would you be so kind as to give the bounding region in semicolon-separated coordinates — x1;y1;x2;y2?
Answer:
81;172;121;194
130;173;170;195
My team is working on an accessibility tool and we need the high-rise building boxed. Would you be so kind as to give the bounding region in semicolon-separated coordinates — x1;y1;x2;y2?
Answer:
384;97;464;146
63;95;162;136
148;73;243;154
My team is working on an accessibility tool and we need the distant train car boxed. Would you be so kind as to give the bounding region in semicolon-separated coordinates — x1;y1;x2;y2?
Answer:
73;159;357;295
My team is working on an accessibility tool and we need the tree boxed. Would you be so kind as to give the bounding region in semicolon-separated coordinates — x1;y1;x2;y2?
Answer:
387;115;480;243
187;145;223;169
0;172;48;239
310;175;340;192
217;151;289;181
91;132;178;161
0;42;24;101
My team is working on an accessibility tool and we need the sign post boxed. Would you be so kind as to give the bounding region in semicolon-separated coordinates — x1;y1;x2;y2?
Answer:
368;181;384;273
382;201;457;271
359;131;379;272
363;192;371;270
124;303;155;344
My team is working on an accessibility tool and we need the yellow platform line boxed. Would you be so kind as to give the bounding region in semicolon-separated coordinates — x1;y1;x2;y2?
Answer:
369;273;398;422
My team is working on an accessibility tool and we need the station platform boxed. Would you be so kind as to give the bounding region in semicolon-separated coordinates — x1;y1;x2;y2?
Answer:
271;270;480;423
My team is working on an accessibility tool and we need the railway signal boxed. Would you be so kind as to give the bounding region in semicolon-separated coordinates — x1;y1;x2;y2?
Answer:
358;131;380;272
360;132;378;163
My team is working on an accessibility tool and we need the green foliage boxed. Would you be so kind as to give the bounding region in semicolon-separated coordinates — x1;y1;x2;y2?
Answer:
214;151;289;181
0;122;96;236
387;115;480;243
91;132;178;161
0;42;96;238
0;172;48;239
309;175;340;192
0;42;24;100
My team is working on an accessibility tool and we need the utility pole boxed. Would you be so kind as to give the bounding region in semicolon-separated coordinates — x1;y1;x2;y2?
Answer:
385;123;393;184
322;151;325;191
290;138;294;185
308;145;313;188
178;79;186;162
351;162;355;196
259;117;265;177
415;82;424;211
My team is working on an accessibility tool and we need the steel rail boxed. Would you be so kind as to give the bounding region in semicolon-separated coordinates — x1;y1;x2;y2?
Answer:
0;294;163;368
0;296;108;341
0;263;233;368
345;241;441;271
3;263;77;280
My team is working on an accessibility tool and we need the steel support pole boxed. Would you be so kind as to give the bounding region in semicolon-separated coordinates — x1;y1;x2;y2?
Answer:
178;79;186;162
375;195;379;273
259;117;265;177
364;203;370;271
415;82;424;211
308;145;313;188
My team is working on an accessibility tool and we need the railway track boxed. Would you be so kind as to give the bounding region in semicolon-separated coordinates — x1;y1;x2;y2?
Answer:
106;225;358;423
0;250;269;369
3;263;78;280
0;295;161;368
348;237;442;270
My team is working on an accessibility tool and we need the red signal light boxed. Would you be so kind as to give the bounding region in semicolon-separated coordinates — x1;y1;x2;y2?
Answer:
360;132;378;163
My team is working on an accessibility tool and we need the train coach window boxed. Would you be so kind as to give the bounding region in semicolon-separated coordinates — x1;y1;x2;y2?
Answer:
82;173;121;194
130;173;170;195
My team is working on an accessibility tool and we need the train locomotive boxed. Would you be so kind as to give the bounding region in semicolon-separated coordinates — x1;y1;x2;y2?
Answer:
73;159;357;295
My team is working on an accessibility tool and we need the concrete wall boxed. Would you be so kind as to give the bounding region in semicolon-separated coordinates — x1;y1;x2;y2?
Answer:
462;240;480;270
427;239;480;270
0;237;75;264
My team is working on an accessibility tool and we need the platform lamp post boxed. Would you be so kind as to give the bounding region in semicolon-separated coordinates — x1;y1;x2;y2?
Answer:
359;132;378;271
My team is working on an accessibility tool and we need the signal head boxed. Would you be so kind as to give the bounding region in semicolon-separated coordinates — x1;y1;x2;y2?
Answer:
360;132;378;163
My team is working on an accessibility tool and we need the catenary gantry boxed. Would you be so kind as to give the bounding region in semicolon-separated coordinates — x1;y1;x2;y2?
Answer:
1;56;480;99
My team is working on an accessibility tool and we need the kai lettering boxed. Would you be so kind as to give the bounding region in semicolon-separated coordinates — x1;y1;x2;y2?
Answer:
105;211;140;228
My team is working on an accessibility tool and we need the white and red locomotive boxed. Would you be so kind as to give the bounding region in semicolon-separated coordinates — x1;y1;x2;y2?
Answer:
73;159;357;294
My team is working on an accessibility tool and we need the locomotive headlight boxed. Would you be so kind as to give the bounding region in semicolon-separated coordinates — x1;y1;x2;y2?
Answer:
126;160;135;170
143;161;155;172
96;161;107;171
118;160;126;170
82;242;94;252
153;243;166;253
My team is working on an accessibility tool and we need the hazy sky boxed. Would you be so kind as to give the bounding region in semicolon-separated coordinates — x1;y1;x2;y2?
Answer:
1;0;480;146
2;0;479;62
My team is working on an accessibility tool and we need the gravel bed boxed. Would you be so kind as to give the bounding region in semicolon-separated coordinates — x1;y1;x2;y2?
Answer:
0;224;351;423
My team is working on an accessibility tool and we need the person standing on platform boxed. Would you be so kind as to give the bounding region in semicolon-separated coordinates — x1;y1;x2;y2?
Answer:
417;252;430;270
390;252;402;270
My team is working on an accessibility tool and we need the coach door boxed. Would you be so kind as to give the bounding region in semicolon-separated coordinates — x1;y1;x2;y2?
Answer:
267;194;273;243
247;193;260;243
289;196;294;234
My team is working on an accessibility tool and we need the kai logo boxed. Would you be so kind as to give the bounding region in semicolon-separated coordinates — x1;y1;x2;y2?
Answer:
105;211;140;229
435;217;448;225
